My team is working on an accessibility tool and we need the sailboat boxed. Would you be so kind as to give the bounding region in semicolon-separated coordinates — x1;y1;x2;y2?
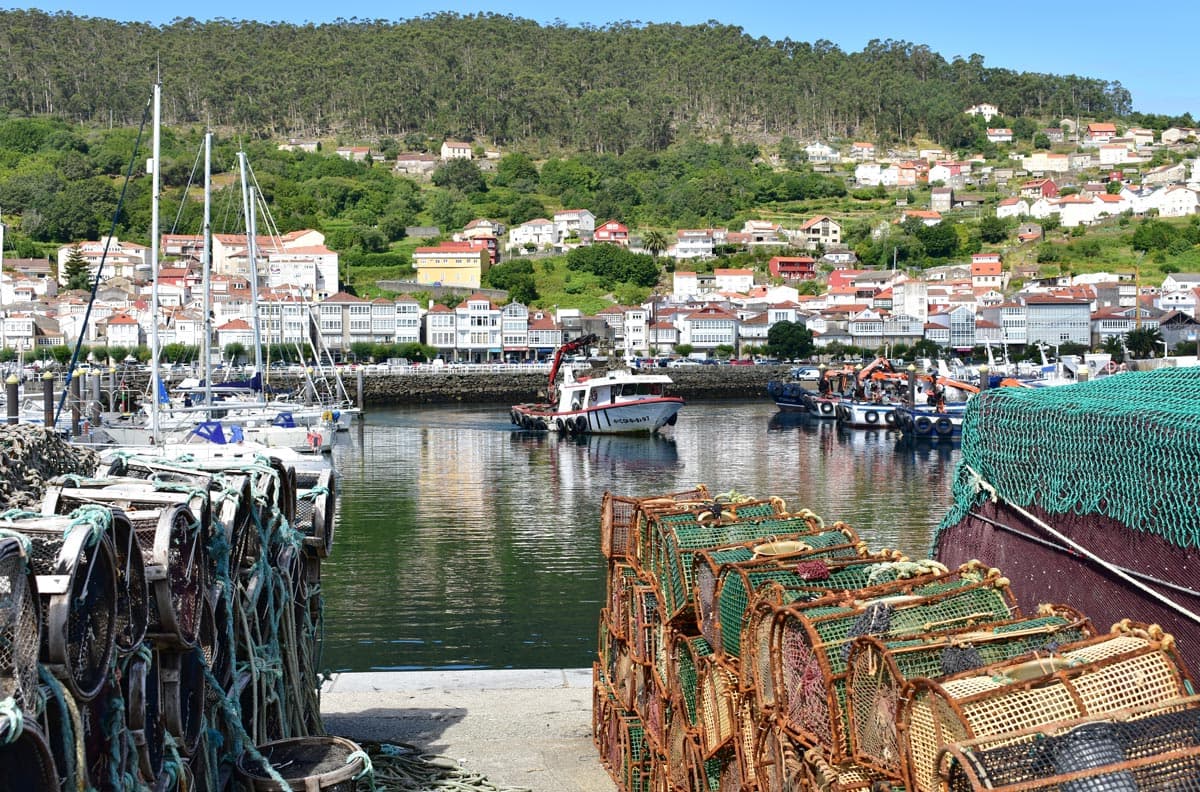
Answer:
93;86;332;454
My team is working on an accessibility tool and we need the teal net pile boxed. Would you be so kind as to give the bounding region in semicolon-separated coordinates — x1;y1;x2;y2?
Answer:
933;366;1200;658
938;367;1200;546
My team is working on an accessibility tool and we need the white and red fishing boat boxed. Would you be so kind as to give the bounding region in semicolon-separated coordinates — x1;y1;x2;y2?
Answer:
510;334;683;434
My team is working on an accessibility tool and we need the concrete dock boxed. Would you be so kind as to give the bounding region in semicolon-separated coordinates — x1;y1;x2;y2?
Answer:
321;668;616;792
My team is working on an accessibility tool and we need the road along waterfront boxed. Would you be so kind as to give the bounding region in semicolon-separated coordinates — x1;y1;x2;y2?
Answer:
319;400;958;672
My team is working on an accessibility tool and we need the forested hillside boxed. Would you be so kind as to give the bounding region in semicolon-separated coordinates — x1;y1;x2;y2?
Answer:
0;11;1134;149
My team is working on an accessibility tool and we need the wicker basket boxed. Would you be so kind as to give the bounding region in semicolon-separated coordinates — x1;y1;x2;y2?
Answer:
752;721;804;792
608;562;641;642
236;735;367;791
628;582;660;667
937;695;1200;792
0;535;41;714
667;632;712;732
773;564;1018;762
799;748;905;792
846;604;1095;780
899;623;1195;792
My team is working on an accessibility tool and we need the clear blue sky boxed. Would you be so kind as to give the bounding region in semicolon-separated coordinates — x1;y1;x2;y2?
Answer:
17;1;1200;117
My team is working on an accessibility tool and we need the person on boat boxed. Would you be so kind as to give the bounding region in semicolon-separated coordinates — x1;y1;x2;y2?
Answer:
183;393;193;408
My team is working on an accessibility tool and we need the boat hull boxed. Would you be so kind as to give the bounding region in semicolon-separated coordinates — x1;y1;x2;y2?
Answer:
834;400;899;429
894;405;965;441
511;397;683;435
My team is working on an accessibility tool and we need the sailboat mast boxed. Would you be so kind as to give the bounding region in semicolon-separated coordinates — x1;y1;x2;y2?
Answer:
237;151;265;400
149;82;162;443
202;132;213;409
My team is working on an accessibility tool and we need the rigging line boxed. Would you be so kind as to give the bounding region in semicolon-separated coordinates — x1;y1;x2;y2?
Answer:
55;91;153;428
966;509;1200;600
960;464;1200;626
168;137;206;236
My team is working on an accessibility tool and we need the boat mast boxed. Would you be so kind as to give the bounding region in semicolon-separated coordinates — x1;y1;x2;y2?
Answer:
149;81;162;443
202;131;213;409
237;151;265;401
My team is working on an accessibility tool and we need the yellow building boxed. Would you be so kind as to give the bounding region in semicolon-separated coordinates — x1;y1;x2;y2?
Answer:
412;242;491;288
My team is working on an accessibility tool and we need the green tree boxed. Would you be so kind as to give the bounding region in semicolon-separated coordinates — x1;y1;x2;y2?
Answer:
641;229;669;257
63;245;91;290
979;216;1009;244
674;344;694;357
431;159;486;195
223;342;247;364
1131;219;1179;252
1125;327;1164;358
766;320;814;360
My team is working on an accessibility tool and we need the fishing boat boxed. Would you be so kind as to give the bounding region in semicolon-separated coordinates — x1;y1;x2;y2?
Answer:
510;334;683;434
892;401;968;441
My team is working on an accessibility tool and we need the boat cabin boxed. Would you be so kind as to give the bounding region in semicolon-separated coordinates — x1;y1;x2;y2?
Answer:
557;368;672;413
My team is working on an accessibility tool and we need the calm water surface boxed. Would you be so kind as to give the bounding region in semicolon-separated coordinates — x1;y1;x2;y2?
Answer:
320;400;960;672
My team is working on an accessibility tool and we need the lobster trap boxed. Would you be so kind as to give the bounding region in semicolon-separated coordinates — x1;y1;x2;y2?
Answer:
772;563;1019;761
601;486;710;563
0;535;41;714
1;511;118;702
937;696;1200;792
846;604;1095;780
899;623;1195;792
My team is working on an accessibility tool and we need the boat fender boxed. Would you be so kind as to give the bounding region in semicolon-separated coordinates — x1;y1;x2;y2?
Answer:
1104;361;1118;374
308;431;322;451
666;413;678;426
819;401;834;416
575;416;589;433
934;417;953;436
556;418;565;432
883;411;897;425
914;416;933;434
535;418;548;431
321;410;333;422
865;410;879;424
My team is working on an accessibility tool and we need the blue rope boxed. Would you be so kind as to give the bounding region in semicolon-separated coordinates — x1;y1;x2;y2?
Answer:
0;696;23;744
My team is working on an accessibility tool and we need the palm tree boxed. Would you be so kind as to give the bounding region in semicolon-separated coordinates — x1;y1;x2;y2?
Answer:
641;229;669;258
1125;327;1164;359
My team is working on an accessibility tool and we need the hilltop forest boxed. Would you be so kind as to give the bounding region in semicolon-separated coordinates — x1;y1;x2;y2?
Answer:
0;11;1146;150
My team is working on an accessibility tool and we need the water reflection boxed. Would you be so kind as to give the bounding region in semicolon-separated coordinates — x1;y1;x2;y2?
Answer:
321;400;960;671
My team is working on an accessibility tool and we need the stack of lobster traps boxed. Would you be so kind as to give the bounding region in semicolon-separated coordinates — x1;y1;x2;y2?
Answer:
0;446;341;791
593;485;1200;792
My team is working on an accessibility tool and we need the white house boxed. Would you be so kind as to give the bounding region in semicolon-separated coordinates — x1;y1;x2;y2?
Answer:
507;218;557;252
965;103;1000;121
855;162;883;186
996;196;1030;219
713;268;754;294
553;209;595;242
440;140;473;160
1151;186;1200;217
804;142;838;163
672;229;717;259
454;293;502;363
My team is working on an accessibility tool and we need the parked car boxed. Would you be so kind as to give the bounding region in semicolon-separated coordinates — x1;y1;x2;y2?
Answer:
790;366;822;381
667;358;702;368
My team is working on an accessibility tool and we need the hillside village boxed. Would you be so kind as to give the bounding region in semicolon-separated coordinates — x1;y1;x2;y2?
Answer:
2;109;1200;364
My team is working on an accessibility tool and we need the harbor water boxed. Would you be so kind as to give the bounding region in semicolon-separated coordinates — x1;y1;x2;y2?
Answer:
320;400;960;672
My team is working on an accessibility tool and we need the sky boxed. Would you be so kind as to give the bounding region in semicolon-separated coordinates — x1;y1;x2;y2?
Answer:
15;1;1200;117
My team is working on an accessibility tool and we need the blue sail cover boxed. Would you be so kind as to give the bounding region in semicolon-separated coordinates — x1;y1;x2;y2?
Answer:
191;421;227;444
272;412;296;428
157;378;171;404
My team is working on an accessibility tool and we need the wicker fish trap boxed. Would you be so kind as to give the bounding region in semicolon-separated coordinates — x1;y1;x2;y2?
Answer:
708;551;917;667
649;511;840;625
607;562;641;641
593;662;616;752
663;702;703;792
937;695;1200;792
122;647;164;781
629;583;660;667
753;721;805;792
637;662;668;752
691;526;866;648
798;748;904;792
1;511;118;702
668;632;712;731
773;564;1018;762
601;486;710;563
0;719;60;792
614;638;638;713
126;504;205;648
695;652;741;758
0;535;41;714
846;604;1095;780
296;467;336;558
899;622;1195;792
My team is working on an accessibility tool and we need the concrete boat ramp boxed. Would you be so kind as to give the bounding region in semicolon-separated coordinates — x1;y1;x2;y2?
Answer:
321;668;615;792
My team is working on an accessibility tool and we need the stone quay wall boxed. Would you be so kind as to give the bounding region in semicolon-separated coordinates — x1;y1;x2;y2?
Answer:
52;365;783;409
344;365;780;405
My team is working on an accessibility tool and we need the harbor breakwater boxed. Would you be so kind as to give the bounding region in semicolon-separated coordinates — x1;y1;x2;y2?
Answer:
98;364;783;408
